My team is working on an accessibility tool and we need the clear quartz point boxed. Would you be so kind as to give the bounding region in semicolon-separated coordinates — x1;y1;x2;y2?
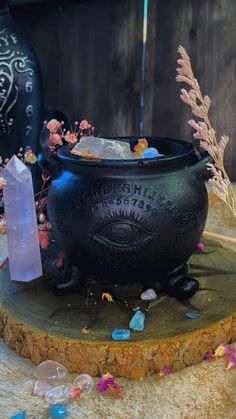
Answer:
3;156;42;282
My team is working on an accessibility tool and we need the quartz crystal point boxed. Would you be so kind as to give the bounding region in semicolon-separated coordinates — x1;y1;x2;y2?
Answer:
72;136;133;159
3;156;42;282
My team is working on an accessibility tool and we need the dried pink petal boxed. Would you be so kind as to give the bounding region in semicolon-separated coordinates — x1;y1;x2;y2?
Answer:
226;355;236;370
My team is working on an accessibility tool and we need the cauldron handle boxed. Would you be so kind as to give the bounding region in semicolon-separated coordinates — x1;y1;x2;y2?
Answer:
188;152;213;178
38;152;61;179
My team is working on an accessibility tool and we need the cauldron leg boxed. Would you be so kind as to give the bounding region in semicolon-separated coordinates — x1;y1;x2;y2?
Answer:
160;263;199;299
50;259;82;295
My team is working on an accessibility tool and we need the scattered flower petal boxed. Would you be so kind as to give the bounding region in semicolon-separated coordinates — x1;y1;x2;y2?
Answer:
204;352;216;361
196;242;205;252
226;355;236;370
157;367;170;378
215;344;235;357
101;292;114;302
0;176;6;188
81;327;90;335
96;373;122;397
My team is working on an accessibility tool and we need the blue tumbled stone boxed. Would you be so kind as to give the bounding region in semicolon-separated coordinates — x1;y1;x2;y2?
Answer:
49;404;68;418
10;412;26;419
112;328;131;341
185;311;200;319
142;147;162;159
129;310;145;332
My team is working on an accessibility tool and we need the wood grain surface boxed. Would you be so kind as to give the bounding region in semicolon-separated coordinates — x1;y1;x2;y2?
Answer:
1;236;236;378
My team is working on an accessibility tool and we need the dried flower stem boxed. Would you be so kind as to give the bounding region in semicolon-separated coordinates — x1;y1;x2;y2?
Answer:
176;45;236;217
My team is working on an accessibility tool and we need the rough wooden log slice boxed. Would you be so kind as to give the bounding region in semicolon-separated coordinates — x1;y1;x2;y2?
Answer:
1;193;236;379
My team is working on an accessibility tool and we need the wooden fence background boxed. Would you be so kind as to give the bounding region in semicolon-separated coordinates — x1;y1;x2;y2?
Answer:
10;0;236;178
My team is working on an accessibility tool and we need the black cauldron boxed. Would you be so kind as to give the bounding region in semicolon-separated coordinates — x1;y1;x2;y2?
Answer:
38;137;210;299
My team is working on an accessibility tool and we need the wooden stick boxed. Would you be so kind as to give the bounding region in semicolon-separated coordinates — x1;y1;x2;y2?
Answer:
203;230;236;244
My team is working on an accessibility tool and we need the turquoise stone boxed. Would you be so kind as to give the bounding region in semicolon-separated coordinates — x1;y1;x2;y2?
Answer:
142;147;162;158
112;328;131;341
186;311;200;319
10;412;26;419
49;404;68;418
129;310;145;332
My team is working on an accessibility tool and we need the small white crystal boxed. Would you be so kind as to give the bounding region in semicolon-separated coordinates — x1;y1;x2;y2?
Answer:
72;136;133;160
141;288;157;301
44;384;72;405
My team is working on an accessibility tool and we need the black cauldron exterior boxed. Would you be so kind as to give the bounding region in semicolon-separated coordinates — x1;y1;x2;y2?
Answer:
38;137;210;299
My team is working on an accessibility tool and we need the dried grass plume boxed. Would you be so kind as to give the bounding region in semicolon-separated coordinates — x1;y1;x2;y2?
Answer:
176;45;236;217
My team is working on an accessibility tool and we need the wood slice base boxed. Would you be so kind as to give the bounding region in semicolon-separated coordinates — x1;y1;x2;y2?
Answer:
1;238;236;378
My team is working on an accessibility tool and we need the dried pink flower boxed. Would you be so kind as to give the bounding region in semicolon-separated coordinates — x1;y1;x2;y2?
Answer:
64;132;78;144
47;119;61;133
79;119;91;131
24;150;37;164
50;133;63;147
176;45;236;217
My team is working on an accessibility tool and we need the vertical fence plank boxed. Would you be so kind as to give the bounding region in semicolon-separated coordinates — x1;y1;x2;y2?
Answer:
58;0;143;136
11;0;143;136
11;3;60;110
145;0;236;179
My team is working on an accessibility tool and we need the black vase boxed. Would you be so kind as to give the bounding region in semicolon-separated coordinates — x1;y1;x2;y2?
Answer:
0;1;43;190
39;137;211;299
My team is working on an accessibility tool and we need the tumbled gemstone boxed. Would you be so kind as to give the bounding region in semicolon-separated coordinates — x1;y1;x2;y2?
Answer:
49;403;68;418
141;288;157;300
33;379;52;397
112;328;130;341
34;360;68;384
129;310;145;332
185;311;200;319
45;384;72;405
10;412;26;419
142;147;162;158
73;374;94;397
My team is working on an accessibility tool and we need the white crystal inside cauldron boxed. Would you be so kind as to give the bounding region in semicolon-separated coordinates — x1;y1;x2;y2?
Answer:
72;136;133;159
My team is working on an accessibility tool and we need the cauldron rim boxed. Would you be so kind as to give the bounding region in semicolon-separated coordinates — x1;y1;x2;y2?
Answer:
56;136;195;169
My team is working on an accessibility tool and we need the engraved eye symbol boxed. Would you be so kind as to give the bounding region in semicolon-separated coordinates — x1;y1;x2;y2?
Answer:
93;220;158;248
